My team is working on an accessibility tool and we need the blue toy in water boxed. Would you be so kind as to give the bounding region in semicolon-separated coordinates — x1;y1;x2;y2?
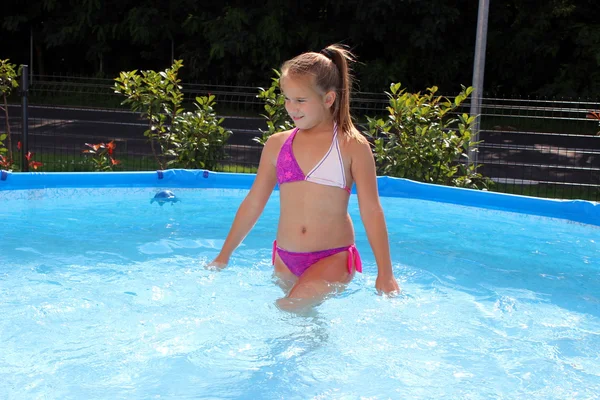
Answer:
151;190;180;206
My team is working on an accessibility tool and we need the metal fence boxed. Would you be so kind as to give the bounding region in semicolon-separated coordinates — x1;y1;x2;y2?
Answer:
2;75;599;201
475;97;599;201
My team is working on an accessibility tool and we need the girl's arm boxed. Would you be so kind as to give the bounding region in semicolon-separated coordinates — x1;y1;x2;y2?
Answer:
208;135;280;267
351;139;401;294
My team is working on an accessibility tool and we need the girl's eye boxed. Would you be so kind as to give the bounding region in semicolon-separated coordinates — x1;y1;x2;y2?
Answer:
283;97;305;103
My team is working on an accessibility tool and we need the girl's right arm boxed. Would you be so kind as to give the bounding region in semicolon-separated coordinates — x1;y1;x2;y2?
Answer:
207;134;281;268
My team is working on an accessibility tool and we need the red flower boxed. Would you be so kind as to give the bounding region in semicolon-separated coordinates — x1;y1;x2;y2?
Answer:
25;151;32;161
110;157;121;166
85;143;103;151
586;111;600;120
106;140;116;156
0;155;11;168
17;141;21;150
29;161;43;170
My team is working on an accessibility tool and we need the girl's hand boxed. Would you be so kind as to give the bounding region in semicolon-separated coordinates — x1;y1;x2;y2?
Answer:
375;273;401;296
205;258;228;271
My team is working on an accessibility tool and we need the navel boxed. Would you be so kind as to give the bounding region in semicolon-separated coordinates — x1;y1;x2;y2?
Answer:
301;226;307;234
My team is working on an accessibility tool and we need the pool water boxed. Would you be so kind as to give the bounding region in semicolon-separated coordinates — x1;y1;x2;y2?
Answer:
1;187;599;399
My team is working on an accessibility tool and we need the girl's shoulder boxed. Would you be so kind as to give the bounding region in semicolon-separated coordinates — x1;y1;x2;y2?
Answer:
340;127;370;151
270;129;295;141
264;129;295;154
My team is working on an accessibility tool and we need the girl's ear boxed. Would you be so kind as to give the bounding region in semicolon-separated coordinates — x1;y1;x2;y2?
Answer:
324;91;336;109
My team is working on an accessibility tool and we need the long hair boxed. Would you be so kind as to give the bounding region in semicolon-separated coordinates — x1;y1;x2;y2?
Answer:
280;44;366;143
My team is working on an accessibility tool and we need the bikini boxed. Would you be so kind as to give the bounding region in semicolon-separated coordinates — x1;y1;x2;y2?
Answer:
273;123;363;277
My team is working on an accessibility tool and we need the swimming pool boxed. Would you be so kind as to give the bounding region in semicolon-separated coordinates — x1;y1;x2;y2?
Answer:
1;169;599;399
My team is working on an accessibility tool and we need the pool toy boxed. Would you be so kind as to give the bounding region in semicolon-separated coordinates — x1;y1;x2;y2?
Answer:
150;190;180;206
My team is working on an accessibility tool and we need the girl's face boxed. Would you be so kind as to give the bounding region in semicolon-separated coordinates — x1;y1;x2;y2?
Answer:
280;74;335;130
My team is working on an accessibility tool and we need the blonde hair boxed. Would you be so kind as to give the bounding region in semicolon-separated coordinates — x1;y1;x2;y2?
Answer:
280;44;367;144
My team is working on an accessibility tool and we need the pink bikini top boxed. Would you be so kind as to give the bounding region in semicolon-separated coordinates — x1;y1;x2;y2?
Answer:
276;123;351;194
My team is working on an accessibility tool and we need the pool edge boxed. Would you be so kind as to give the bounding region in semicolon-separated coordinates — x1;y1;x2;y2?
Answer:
2;169;599;227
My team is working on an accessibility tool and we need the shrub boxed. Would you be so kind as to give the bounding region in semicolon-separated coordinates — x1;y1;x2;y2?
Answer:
254;69;293;145
0;59;20;167
114;60;231;170
168;95;231;170
364;83;492;190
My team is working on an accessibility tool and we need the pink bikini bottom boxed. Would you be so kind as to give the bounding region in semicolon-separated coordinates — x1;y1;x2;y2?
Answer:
272;240;363;277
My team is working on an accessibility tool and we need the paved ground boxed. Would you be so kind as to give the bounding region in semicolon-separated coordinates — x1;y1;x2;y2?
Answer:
2;104;599;189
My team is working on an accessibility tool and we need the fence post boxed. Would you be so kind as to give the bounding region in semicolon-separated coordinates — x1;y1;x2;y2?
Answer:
469;0;490;167
21;65;29;172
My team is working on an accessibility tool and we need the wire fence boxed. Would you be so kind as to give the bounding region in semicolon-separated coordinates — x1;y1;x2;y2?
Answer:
475;97;600;201
2;75;599;201
16;73;392;116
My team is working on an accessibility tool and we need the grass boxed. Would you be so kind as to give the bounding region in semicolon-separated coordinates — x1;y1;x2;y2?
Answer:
22;152;259;174
25;152;157;172
490;182;599;202
217;164;258;173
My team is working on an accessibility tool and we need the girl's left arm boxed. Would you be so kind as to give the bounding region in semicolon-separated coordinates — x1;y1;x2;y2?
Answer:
351;139;401;295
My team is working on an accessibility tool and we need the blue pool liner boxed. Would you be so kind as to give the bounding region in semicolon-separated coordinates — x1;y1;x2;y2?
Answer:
1;169;598;226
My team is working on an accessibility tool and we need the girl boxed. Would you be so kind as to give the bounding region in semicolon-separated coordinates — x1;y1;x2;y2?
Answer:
207;44;400;311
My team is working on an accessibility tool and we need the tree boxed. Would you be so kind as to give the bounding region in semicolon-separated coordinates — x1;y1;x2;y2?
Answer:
2;0;599;98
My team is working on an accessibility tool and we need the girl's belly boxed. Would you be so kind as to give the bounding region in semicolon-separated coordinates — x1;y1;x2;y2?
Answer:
276;211;355;251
